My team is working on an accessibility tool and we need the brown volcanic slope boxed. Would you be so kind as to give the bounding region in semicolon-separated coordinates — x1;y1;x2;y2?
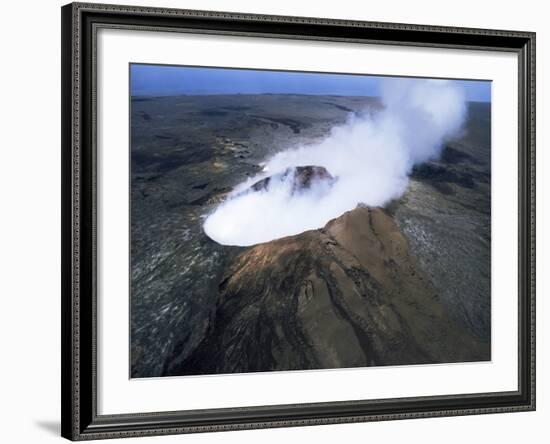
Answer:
166;206;489;376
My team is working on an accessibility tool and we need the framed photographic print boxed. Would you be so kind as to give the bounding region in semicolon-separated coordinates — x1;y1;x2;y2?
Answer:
61;2;536;440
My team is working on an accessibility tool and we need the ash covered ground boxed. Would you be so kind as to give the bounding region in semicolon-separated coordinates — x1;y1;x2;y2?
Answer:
130;94;490;378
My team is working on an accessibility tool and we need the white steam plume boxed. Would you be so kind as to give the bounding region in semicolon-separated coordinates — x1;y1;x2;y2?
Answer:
203;78;467;246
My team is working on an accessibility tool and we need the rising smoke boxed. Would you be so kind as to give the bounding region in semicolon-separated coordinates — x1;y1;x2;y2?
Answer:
203;78;467;246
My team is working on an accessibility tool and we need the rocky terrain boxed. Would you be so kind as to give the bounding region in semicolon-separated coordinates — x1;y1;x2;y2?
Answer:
165;206;487;376
130;94;491;378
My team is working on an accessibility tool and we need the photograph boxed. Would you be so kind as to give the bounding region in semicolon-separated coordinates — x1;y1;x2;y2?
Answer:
56;1;536;440
0;0;543;440
129;64;492;378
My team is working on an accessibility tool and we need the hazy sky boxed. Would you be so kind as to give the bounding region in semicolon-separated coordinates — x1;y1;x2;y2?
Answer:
130;64;491;102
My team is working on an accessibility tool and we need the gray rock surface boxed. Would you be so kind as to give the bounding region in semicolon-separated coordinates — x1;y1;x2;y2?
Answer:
129;95;491;378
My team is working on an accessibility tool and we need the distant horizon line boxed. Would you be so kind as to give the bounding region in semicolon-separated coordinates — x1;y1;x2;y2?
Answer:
130;92;491;103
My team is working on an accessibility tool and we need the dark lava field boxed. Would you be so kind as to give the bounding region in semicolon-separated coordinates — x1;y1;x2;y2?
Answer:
130;94;491;378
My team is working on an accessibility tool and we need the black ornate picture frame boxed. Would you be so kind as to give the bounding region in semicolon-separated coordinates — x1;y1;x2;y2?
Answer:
61;2;535;440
